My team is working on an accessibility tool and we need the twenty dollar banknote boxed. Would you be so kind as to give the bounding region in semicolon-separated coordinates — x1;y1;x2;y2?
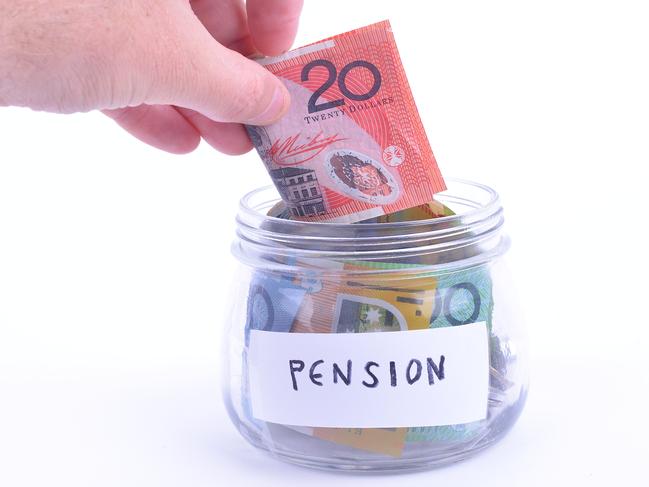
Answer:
247;21;446;223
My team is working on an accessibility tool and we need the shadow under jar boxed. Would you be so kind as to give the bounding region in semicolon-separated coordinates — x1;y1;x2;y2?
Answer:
223;179;528;472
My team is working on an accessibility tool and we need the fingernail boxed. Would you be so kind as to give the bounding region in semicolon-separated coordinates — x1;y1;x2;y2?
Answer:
248;84;288;125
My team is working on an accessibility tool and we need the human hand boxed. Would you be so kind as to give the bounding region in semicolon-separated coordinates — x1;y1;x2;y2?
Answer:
0;0;303;154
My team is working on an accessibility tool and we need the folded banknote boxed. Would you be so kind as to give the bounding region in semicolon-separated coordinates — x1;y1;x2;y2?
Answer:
248;20;446;223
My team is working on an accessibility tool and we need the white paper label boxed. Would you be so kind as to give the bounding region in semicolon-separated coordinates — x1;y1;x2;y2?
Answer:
248;323;489;428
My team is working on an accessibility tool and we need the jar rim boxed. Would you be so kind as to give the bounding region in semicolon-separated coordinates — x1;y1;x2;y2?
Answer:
240;177;498;224
234;178;508;270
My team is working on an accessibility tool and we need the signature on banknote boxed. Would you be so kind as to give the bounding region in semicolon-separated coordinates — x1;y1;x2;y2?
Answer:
269;132;347;166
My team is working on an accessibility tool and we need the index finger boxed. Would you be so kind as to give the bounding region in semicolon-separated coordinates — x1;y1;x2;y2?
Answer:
246;0;303;56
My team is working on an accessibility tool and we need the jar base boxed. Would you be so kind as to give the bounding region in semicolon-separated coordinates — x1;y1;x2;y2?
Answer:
236;390;527;473
252;440;496;473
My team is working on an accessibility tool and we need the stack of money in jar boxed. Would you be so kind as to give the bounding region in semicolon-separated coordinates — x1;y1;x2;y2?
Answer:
240;21;516;458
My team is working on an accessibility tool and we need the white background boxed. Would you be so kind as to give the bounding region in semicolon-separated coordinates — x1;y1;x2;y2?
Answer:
1;1;648;485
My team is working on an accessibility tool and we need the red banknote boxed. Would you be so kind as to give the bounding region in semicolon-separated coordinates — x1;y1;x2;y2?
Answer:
247;20;446;223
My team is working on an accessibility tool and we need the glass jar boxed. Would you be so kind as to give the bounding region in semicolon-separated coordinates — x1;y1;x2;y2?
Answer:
223;179;527;472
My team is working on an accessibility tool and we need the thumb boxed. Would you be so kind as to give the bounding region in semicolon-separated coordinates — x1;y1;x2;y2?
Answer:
143;13;289;126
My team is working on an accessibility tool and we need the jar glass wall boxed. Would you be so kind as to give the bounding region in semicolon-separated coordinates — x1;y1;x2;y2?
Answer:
223;179;527;472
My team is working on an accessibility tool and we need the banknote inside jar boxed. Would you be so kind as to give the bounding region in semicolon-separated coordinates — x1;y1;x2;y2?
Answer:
239;201;518;458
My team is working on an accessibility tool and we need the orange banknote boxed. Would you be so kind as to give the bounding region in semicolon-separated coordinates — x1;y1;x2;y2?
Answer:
247;20;446;223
